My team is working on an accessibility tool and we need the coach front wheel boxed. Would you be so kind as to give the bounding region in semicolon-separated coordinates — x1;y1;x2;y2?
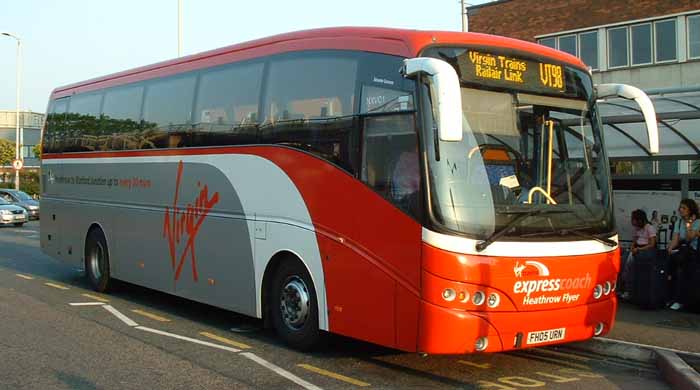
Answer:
270;260;321;350
85;228;112;293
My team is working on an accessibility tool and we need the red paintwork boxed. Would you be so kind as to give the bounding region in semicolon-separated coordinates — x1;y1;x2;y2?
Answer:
419;243;619;353
419;297;616;354
423;243;620;312
50;27;587;98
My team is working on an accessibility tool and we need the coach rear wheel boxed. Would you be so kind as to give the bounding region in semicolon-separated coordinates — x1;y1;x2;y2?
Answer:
270;260;321;350
85;228;111;293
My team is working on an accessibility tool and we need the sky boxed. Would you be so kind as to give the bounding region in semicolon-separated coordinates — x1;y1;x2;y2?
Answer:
0;0;493;113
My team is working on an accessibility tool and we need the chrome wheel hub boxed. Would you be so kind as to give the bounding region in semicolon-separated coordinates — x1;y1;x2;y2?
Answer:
89;242;104;280
280;276;310;330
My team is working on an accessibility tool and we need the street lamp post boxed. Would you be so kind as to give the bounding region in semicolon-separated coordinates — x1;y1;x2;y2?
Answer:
1;32;22;190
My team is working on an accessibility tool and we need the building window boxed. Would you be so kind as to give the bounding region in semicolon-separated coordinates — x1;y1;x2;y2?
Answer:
539;37;556;49
655;19;677;62
22;145;36;159
689;15;700;59
608;27;629;68
631;23;653;65
579;31;598;69
558;34;577;56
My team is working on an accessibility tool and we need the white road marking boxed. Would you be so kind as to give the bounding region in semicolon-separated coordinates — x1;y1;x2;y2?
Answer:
241;352;324;390
73;303;324;389
103;305;139;327
15;274;34;280
136;326;241;353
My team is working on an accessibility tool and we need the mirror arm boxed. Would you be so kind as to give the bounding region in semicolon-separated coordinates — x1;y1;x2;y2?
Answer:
596;83;659;154
402;58;463;142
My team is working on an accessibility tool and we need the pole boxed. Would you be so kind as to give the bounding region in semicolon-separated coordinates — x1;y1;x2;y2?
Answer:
178;0;183;57
461;0;466;32
16;39;22;191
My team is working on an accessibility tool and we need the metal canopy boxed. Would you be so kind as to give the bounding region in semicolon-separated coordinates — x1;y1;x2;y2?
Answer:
597;87;700;159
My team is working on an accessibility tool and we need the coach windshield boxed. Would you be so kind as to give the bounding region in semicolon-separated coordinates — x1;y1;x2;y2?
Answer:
420;47;614;241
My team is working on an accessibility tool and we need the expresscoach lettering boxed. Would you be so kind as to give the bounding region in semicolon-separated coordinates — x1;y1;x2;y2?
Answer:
163;161;220;282
513;273;592;297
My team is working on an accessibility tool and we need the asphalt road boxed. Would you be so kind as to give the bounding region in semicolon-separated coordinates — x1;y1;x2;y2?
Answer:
0;221;670;389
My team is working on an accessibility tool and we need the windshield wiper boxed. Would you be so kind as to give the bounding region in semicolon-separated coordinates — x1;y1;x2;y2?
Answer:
519;227;617;247
475;209;569;252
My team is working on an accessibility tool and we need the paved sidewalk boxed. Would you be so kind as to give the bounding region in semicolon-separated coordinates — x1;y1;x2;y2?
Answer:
608;301;700;353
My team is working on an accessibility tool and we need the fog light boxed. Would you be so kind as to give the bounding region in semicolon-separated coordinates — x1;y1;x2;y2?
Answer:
458;291;470;303
612;281;617;292
475;337;489;352
487;293;500;308
473;291;486;306
442;288;456;302
593;284;603;299
594;322;605;336
604;281;612;296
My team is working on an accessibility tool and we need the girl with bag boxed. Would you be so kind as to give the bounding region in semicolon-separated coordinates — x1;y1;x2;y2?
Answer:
666;199;699;310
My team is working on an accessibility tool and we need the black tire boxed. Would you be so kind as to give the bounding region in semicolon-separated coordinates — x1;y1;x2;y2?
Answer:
85;228;111;293
269;259;321;351
13;223;24;227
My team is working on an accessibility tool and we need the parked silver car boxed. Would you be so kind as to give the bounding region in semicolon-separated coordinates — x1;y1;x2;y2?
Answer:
0;189;39;220
0;196;28;226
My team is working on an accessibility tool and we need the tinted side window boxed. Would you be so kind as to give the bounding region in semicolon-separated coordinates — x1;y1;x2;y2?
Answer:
261;53;359;173
143;75;196;148
103;85;143;120
65;92;103;152
190;61;263;146
44;98;69;153
362;114;421;219
102;84;145;150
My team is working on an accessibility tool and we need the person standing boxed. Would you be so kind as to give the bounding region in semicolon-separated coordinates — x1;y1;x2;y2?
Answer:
666;199;700;310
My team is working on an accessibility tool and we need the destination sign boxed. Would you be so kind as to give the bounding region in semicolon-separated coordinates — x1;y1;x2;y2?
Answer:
457;50;566;94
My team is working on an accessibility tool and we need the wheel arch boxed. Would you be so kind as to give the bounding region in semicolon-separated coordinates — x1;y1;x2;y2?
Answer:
84;222;110;267
261;248;327;330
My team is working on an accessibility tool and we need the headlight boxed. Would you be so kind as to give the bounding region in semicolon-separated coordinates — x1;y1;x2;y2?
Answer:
442;288;456;302
487;293;501;308
473;291;486;306
0;210;10;215
593;284;603;299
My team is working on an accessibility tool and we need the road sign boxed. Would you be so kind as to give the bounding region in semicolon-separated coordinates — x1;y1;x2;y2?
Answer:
12;159;23;170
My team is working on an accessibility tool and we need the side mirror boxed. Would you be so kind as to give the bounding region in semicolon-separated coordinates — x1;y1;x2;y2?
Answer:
402;57;463;142
595;83;659;154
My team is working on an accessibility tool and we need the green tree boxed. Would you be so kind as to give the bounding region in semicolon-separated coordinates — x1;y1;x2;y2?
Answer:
32;144;42;159
0;139;14;166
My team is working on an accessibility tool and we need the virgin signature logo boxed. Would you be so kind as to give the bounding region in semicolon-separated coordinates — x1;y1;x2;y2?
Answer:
163;161;220;282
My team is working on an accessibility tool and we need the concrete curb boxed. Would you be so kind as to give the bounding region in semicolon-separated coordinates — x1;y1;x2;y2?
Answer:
656;350;700;390
569;337;700;389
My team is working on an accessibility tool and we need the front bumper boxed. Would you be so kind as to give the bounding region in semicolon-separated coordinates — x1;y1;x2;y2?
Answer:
418;297;616;354
0;214;27;224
